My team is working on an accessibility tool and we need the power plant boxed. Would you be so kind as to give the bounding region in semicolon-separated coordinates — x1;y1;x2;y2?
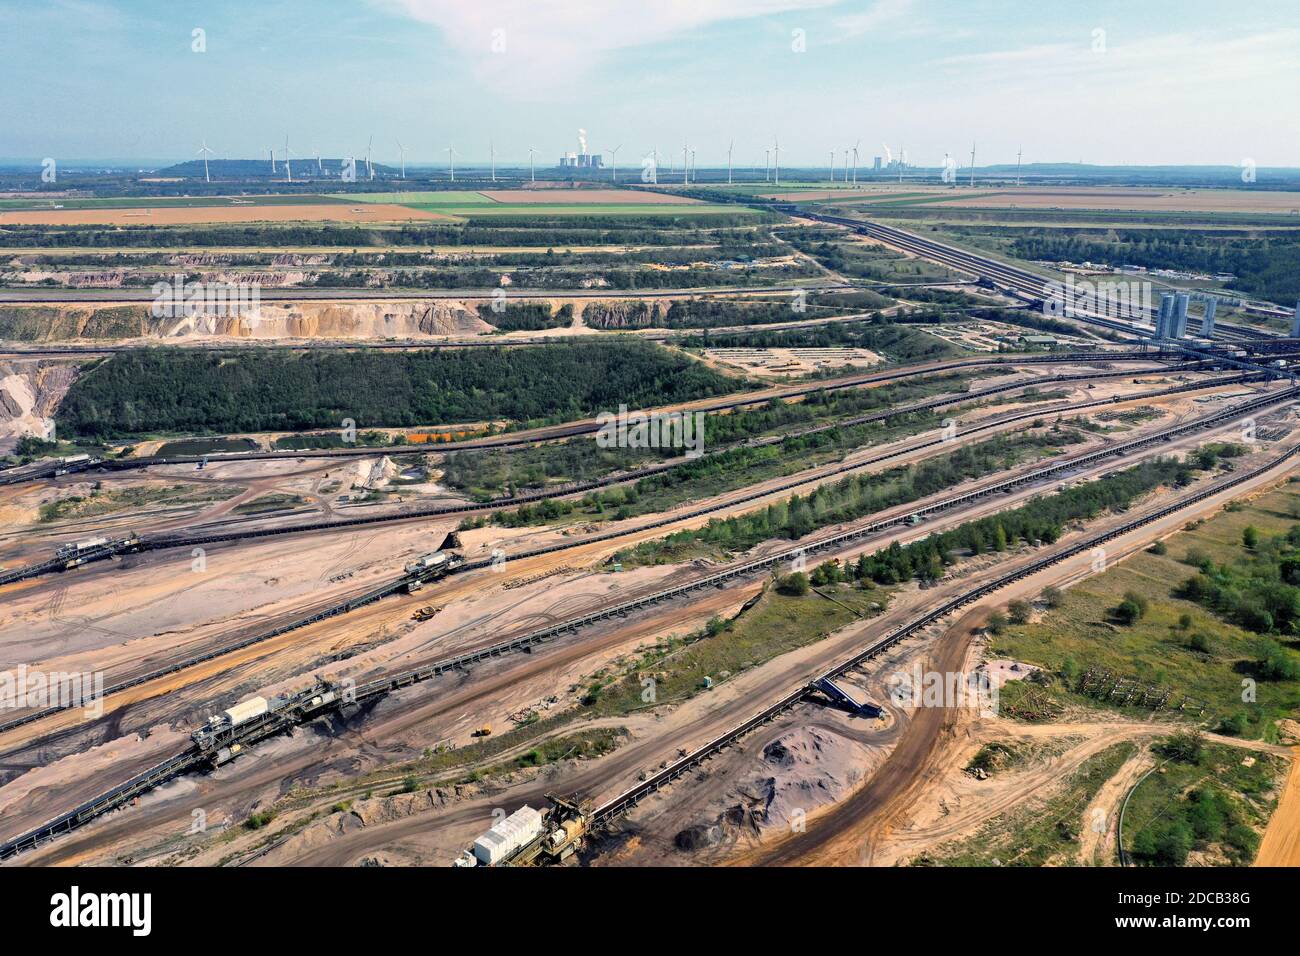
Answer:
559;128;603;168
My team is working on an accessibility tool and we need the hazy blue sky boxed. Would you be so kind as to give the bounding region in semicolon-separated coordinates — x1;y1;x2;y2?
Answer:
2;0;1297;167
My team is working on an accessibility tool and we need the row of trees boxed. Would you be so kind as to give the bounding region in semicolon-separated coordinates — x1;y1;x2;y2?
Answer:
1000;228;1300;304
854;457;1194;585
673;319;962;364
619;428;1083;565
0;216;769;250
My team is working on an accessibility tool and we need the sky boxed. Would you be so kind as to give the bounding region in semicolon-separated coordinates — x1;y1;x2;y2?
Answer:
1;0;1298;168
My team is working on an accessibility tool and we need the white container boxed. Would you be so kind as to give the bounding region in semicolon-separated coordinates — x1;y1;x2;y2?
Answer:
471;805;544;866
223;696;269;727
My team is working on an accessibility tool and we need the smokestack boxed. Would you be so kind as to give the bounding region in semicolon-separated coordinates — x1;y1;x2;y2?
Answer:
1200;297;1217;338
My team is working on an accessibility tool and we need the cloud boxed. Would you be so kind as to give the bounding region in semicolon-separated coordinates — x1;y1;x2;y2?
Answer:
936;28;1300;92
831;0;913;41
378;0;835;92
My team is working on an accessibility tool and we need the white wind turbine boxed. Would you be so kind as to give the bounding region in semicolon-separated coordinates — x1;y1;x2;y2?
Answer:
606;144;621;183
650;147;659;184
366;135;374;180
829;149;835;182
773;137;780;186
851;140;860;185
689;147;696;183
682;141;690;184
527;146;539;183
396;140;407;179
727;139;734;185
764;147;771;182
489;139;496;183
446;145;457;182
196;140;214;183
283;137;293;182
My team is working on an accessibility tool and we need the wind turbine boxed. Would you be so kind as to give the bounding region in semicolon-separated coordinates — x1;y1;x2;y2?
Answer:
283;136;293;182
396;140;407;179
851;140;860;185
489;139;496;183
196;140;213;183
773;137;780;186
727;139;734;185
650;147;659;184
527;146;539;183
764;147;771;182
607;144;621;183
969;141;976;187
682;141;689;184
366;135;374;180
1015;145;1023;186
689;147;696;183
829;149;835;182
446;145;457;182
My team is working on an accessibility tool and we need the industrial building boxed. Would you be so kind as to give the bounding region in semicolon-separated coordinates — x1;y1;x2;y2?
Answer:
1155;292;1174;339
559;151;603;168
1200;296;1217;337
1153;292;1193;340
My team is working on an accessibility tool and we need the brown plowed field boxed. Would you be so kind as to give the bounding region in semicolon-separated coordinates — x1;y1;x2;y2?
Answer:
0;204;450;226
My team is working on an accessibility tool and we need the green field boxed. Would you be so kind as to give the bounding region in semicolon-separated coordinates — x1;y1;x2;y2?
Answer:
327;190;496;205
406;202;753;217
991;481;1300;740
1120;738;1283;866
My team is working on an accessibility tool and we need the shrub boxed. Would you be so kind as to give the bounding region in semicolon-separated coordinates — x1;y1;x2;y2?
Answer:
1114;598;1143;626
1157;731;1204;764
1257;640;1300;681
777;571;810;596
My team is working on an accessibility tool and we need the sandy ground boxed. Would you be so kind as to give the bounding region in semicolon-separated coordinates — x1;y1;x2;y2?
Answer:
1255;749;1300;865
0;204;449;226
0;370;1265;758
0;375;1290;865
